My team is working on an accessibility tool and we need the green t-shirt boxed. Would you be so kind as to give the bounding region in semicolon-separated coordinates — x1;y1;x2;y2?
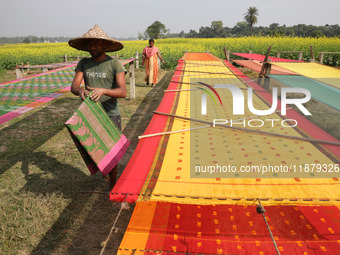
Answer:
76;56;126;116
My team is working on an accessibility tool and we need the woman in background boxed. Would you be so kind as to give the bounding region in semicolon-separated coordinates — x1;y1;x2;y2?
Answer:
142;39;165;86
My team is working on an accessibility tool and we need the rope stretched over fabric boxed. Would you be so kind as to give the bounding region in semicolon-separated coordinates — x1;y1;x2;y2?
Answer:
174;69;247;76
139;108;293;139
153;111;340;146
256;199;281;255
165;79;256;90
100;195;129;255
168;80;269;93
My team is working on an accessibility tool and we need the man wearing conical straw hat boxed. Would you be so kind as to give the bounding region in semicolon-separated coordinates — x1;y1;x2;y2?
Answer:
69;24;126;189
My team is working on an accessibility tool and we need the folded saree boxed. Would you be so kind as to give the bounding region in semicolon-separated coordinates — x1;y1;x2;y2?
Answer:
65;96;129;176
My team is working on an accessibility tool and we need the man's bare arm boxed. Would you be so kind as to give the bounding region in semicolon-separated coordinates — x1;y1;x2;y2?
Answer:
71;70;89;100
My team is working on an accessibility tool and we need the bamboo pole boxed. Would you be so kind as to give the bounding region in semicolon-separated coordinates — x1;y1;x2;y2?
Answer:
318;52;340;64
310;46;315;62
223;47;230;62
168;80;268;92
182;62;226;67
165;85;268;93
174;69;247;76
165;88;196;92
178;64;226;68
153;111;340;146
138;125;211;139
140;109;292;139
259;46;272;77
172;73;240;78
135;51;139;69
129;61;135;99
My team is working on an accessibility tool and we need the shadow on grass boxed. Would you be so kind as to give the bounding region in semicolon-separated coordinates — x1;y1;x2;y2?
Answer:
28;71;174;255
0;97;100;254
0;96;80;176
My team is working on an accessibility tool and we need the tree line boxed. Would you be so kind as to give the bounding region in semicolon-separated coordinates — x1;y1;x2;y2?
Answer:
0;36;72;44
143;21;340;39
143;7;339;39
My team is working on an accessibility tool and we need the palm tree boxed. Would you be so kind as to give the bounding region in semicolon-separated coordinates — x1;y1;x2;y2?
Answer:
244;7;259;36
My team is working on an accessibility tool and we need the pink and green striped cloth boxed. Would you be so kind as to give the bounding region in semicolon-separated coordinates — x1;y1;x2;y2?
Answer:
65;96;129;176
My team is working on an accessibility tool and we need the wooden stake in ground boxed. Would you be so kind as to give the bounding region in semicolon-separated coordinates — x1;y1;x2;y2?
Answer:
259;45;272;77
129;61;135;99
223;46;230;61
310;46;315;62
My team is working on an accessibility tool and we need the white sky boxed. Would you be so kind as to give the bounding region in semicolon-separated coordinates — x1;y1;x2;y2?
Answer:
0;0;339;38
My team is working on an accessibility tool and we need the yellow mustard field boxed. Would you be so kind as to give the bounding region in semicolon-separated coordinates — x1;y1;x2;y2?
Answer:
0;37;339;70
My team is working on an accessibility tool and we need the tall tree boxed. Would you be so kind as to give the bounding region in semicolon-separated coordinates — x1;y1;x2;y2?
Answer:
244;7;259;36
145;21;168;39
211;21;226;37
23;37;30;44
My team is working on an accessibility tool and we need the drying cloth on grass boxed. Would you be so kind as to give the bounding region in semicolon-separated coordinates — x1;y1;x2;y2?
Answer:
111;53;340;205
269;75;340;111
144;59;340;205
231;53;304;62
0;59;135;126
65;95;129;176
117;53;340;255
0;65;75;125
118;201;340;254
272;62;340;89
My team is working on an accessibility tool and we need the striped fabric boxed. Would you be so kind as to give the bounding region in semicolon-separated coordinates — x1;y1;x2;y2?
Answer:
0;65;75;125
272;62;340;89
0;59;135;125
65;95;129;176
115;53;340;255
269;75;340;111
119;202;340;254
111;53;340;204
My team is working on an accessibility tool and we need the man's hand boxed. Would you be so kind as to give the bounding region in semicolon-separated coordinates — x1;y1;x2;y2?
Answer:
87;86;106;102
79;89;90;100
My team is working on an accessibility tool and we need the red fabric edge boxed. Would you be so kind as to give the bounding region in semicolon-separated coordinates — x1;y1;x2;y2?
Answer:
110;61;184;202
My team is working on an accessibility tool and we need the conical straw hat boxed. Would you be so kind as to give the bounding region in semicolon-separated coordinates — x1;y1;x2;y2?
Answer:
68;24;124;52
